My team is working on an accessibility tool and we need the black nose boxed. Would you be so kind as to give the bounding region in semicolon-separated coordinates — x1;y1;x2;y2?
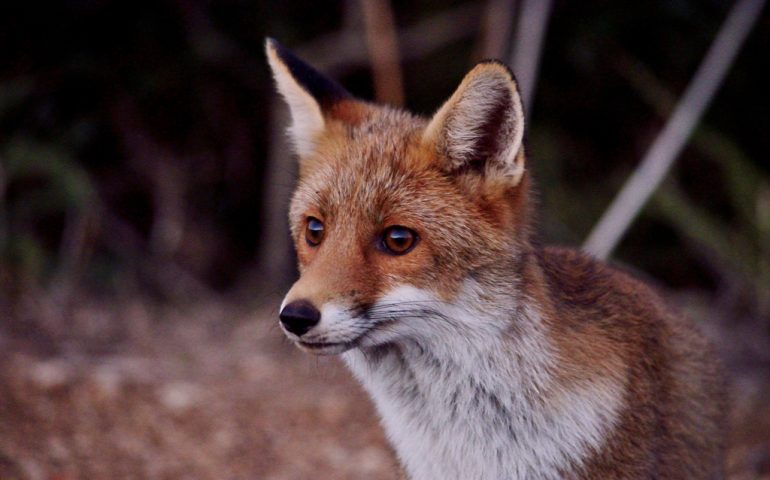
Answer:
279;300;321;336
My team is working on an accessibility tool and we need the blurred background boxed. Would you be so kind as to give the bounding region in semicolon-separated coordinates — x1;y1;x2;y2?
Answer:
0;0;768;478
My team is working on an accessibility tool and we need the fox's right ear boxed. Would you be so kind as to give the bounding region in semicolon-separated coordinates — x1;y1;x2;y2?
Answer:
265;38;352;157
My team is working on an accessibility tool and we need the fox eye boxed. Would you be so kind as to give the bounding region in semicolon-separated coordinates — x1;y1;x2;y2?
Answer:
305;217;325;246
382;226;418;255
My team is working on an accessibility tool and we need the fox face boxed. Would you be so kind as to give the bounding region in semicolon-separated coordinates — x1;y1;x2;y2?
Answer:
267;39;531;355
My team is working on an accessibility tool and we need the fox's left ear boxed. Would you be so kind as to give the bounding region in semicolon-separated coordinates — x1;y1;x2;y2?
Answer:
265;38;353;158
422;61;525;185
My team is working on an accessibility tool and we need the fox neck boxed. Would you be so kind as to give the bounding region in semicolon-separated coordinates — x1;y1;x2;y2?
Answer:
343;259;623;480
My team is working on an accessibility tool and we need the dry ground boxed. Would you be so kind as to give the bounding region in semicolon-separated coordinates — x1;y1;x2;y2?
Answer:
0;295;768;479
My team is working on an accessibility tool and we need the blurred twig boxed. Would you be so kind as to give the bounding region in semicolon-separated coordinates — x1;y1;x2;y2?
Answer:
508;0;553;117
0;158;6;244
148;163;187;258
613;51;768;231
584;0;766;260
110;99;213;302
360;0;404;105
173;0;262;91
613;51;770;316
113;104;188;259
100;211;213;302
254;100;297;292
297;2;483;74
51;206;97;303
474;0;517;62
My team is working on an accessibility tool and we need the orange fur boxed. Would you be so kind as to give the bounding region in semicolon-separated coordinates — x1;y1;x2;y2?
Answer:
268;38;726;479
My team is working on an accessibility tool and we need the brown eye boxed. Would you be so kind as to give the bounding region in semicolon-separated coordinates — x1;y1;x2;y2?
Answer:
306;217;324;246
382;226;418;255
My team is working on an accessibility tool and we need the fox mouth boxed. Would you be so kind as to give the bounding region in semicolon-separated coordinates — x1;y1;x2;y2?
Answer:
296;339;359;355
286;307;405;355
294;319;391;355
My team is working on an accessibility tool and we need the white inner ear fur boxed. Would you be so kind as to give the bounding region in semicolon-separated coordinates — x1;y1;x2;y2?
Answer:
423;65;525;186
266;43;325;158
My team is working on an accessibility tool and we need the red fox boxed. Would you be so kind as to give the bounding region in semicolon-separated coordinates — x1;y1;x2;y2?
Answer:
266;38;726;479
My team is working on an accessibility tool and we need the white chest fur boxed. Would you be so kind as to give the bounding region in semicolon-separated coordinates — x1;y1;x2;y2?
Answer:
342;287;623;480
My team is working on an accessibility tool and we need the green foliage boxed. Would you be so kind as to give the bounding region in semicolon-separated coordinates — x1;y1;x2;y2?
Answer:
3;138;94;211
0;137;95;287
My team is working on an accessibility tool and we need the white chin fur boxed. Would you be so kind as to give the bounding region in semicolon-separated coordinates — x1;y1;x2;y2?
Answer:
341;281;624;480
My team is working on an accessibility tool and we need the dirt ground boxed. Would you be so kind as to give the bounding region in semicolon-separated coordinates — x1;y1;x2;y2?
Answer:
0;295;768;479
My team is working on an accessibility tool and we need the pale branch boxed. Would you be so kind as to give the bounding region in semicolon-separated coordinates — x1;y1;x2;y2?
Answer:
508;0;553;117
612;50;768;232
583;0;766;260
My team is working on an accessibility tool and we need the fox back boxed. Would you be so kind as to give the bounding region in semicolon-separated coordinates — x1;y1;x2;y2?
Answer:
266;39;726;479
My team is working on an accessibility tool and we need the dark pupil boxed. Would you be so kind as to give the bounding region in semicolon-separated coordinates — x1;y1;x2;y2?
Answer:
389;229;410;247
308;220;323;239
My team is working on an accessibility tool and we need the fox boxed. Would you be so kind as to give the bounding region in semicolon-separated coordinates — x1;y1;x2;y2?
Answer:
266;37;726;479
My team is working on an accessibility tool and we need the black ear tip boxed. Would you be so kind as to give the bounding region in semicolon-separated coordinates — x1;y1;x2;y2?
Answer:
265;38;352;107
264;38;301;68
265;37;286;57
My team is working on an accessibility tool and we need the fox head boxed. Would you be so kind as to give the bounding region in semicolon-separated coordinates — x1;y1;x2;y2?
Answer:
267;38;534;355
